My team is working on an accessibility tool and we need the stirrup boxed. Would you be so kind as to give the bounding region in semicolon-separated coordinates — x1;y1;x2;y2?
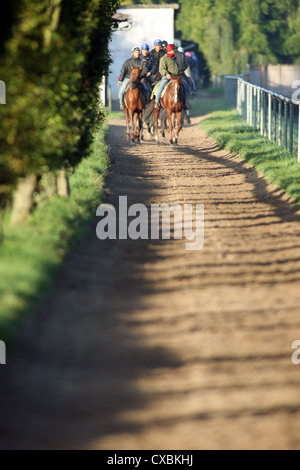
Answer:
154;102;160;109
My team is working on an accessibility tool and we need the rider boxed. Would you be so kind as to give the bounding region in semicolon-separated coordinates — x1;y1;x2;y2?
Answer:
175;45;196;96
150;39;166;71
154;44;179;109
154;44;188;110
174;44;189;76
161;40;168;53
118;46;148;110
139;43;159;87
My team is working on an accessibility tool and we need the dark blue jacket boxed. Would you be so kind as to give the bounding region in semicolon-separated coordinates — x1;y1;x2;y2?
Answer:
139;53;159;77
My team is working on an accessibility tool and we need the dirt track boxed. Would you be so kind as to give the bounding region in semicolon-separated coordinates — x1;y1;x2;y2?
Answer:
1;105;300;450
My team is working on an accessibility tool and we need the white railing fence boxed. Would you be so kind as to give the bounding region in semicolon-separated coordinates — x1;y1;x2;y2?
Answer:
224;76;300;162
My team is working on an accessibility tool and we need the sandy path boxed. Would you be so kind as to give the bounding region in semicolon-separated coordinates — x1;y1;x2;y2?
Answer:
1;108;300;450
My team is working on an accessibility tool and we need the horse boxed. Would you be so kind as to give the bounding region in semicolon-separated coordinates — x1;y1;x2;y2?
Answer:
123;67;147;143
143;103;168;139
153;75;184;145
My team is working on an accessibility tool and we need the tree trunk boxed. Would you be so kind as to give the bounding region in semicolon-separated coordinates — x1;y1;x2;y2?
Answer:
56;168;70;197
10;174;37;224
44;0;62;50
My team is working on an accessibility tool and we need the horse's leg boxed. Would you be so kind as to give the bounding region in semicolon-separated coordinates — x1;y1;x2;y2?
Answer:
135;112;140;142
160;109;166;139
150;110;154;135
133;112;139;142
131;111;136;144
154;107;160;144
172;112;177;144
174;111;183;145
138;111;144;142
124;108;130;142
167;109;173;145
128;110;134;144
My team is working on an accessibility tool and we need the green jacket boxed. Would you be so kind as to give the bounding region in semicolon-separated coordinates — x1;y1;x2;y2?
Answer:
159;54;179;77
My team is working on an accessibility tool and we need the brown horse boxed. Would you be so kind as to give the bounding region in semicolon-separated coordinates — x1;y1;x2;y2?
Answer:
123;67;147;143
153;75;184;145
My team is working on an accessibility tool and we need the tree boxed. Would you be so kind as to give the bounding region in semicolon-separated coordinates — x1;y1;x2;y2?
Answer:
176;0;300;75
0;0;121;230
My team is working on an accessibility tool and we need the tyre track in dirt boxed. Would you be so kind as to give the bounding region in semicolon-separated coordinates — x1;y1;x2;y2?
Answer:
1;110;300;449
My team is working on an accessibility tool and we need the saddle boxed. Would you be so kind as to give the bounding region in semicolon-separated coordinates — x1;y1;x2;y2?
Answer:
150;75;181;100
151;81;168;100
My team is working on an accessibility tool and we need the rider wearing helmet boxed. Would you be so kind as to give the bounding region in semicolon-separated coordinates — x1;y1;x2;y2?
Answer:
118;46;148;110
154;44;188;110
174;43;189;75
154;44;179;109
150;39;165;65
161;40;168;52
184;51;197;93
140;43;159;84
172;45;196;98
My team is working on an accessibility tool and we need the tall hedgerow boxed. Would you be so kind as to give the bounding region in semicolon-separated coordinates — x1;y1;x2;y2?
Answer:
0;0;120;233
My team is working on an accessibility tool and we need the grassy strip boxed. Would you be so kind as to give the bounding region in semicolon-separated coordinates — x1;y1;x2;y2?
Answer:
0;123;110;345
190;96;227;115
200;109;300;204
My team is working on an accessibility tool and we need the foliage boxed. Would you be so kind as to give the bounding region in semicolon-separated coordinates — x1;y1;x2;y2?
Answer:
0;123;110;345
176;0;300;75
0;0;120;210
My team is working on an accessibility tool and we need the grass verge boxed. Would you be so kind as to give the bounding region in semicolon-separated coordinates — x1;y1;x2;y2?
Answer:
0;123;110;345
200;109;300;204
190;96;227;116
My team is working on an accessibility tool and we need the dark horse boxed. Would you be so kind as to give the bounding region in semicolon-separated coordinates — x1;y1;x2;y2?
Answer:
123;67;147;143
153;75;184;145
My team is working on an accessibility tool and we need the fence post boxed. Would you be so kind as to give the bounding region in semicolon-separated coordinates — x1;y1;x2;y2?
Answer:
278;99;282;146
273;96;277;143
264;91;267;137
289;102;293;156
253;88;257;129
260;90;264;136
268;93;272;140
237;80;241;114
284;101;288;149
243;82;246;119
247;85;250;125
250;86;253;126
298;104;300;162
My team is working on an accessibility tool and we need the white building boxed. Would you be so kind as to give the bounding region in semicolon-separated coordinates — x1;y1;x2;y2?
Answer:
108;4;179;101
